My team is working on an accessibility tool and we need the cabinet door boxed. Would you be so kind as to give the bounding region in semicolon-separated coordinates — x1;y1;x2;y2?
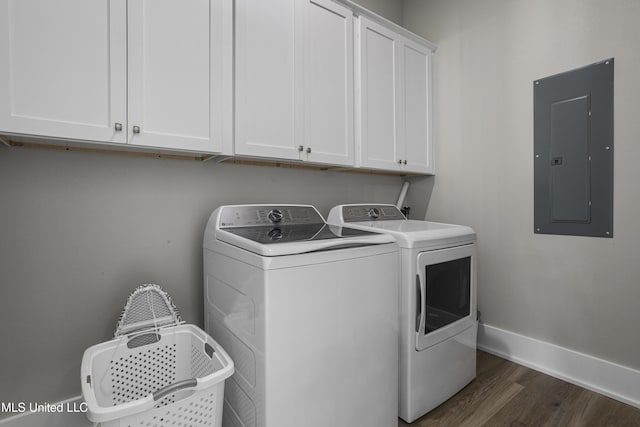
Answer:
0;0;127;143
299;0;354;166
235;0;299;160
127;0;227;153
402;38;434;174
357;17;403;171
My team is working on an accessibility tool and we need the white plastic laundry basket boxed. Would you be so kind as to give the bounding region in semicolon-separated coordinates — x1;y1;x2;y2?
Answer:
81;324;233;426
81;285;233;427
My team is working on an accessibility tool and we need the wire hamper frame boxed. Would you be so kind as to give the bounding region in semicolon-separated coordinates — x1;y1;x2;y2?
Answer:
81;285;234;427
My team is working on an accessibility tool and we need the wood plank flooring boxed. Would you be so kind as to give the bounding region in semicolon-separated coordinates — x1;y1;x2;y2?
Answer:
399;351;640;426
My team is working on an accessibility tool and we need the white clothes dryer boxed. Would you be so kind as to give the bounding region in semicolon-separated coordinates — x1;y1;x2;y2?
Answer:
328;204;477;423
204;204;399;427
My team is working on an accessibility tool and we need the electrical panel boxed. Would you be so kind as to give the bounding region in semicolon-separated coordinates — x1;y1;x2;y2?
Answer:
533;59;614;237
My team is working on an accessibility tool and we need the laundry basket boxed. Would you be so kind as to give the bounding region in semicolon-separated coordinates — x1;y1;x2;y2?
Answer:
81;285;234;427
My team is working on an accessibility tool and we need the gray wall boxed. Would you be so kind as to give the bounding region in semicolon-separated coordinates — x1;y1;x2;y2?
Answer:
0;147;414;409
404;0;640;370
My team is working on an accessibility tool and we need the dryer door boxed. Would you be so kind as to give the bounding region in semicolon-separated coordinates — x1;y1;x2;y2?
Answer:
415;243;476;351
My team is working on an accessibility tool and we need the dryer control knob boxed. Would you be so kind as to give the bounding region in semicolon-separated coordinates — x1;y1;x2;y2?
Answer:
368;207;380;219
268;209;284;223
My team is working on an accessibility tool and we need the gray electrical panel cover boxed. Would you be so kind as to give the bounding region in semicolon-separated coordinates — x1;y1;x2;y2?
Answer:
534;59;614;237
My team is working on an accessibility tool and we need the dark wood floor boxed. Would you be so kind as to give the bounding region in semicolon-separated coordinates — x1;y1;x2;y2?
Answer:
399;351;640;427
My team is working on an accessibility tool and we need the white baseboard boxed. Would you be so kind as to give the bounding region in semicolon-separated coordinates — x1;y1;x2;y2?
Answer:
478;323;640;409
0;396;92;427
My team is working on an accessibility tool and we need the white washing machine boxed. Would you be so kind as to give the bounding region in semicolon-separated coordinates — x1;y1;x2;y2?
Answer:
203;204;399;427
328;204;477;423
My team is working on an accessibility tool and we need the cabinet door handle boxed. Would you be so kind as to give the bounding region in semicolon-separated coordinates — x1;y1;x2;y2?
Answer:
416;274;422;333
298;145;304;152
306;147;311;154
132;125;141;134
403;160;407;165
398;159;402;164
114;123;123;132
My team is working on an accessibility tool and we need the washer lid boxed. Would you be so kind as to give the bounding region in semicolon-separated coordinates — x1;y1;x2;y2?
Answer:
207;204;396;256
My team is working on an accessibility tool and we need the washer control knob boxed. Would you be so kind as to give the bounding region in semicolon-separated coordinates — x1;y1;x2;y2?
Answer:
368;207;380;219
268;228;283;241
268;209;284;223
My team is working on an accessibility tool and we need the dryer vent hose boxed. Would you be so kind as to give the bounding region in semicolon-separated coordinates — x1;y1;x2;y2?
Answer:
395;181;410;210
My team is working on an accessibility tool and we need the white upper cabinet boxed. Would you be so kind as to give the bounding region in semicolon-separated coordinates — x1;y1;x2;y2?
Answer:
1;0;433;172
127;0;230;153
0;0;230;154
357;18;402;171
235;0;296;160
357;16;434;174
235;0;354;166
402;38;433;174
0;0;127;143
298;0;354;165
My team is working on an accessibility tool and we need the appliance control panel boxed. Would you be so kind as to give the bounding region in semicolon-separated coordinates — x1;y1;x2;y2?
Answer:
341;204;406;222
219;205;325;228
